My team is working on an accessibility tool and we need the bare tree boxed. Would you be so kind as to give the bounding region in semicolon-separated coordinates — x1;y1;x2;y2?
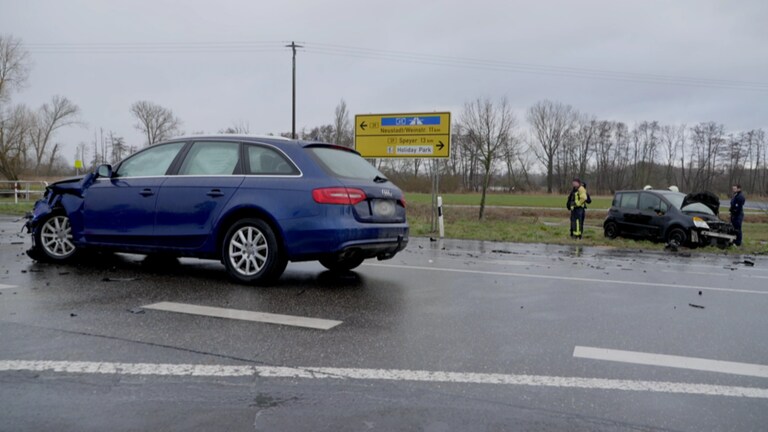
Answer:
461;97;519;219
130;101;182;146
28;95;81;174
108;131;127;163
0;35;30;103
528;100;577;193
219;120;250;134
0;104;33;180
660;124;685;187
332;99;352;147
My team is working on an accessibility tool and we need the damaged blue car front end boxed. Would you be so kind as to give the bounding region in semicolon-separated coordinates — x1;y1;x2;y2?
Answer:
24;174;95;257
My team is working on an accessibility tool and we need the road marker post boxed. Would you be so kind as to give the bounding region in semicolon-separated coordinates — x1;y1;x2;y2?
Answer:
437;195;445;238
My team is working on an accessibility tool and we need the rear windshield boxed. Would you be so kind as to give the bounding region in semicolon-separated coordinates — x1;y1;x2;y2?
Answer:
308;147;384;180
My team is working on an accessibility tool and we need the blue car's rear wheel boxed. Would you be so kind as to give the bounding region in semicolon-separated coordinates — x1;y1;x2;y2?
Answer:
30;213;78;262
222;218;286;285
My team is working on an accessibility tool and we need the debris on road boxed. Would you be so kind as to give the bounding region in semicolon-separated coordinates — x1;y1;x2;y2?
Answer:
688;303;705;309
491;249;512;254
665;240;680;252
127;307;145;314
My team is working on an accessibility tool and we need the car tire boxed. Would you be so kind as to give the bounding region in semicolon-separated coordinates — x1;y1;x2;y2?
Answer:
319;256;365;272
222;218;286;285
604;221;619;239
30;212;79;263
666;227;687;246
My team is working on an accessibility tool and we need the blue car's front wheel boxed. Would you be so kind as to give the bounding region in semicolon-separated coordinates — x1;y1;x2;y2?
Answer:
222;218;286;285
30;213;79;263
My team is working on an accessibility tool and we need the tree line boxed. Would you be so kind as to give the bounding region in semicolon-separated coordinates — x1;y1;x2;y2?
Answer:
376;99;767;201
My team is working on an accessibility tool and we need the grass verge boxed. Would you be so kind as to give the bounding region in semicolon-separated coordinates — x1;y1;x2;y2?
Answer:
0;201;33;216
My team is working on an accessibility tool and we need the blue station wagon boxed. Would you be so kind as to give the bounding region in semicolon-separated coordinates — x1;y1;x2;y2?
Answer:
25;136;409;284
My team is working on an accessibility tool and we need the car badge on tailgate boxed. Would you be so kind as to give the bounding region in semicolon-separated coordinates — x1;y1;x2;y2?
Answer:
382;189;393;197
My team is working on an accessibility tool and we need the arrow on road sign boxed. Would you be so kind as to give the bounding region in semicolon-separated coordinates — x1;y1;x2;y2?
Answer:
359;121;367;131
436;141;445;151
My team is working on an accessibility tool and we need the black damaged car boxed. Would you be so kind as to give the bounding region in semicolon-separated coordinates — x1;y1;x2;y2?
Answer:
603;190;736;247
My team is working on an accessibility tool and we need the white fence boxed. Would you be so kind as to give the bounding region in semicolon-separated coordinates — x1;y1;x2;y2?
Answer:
0;181;48;203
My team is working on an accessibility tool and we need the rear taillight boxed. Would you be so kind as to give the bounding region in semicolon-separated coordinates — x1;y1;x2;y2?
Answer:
312;187;367;205
399;197;406;208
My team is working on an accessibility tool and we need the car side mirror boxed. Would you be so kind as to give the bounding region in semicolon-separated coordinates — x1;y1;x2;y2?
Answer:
96;164;113;178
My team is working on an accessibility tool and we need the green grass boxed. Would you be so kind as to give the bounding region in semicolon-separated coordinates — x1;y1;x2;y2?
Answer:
0;201;33;216
406;192;613;209
407;203;768;255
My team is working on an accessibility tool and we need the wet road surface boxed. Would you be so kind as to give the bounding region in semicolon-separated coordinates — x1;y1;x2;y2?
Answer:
1;216;767;431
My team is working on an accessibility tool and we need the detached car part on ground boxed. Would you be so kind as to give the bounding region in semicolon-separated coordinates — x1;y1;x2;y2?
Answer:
603;190;737;248
24;136;408;284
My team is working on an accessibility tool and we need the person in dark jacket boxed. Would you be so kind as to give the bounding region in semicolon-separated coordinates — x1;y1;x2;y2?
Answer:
730;184;745;246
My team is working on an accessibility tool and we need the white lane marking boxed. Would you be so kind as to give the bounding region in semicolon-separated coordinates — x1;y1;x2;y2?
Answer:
365;263;768;295
435;254;741;279
574;346;768;379
0;359;766;399
142;302;342;330
0;284;16;290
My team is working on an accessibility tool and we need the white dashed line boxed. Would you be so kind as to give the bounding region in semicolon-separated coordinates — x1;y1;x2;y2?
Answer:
365;263;768;295
574;346;768;379
0;360;766;399
142;301;342;330
0;284;17;290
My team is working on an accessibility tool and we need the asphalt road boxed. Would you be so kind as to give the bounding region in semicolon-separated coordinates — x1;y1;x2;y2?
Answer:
1;215;767;431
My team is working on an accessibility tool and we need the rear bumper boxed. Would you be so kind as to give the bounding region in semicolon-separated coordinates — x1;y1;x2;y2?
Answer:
280;213;409;261
336;234;408;260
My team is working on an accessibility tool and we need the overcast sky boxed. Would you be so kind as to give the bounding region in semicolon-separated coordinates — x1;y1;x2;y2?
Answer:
2;0;767;164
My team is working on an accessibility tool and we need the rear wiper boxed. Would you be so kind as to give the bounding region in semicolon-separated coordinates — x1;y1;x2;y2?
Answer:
373;175;389;183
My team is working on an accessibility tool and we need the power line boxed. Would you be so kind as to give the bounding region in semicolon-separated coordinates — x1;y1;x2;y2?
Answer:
23;40;768;92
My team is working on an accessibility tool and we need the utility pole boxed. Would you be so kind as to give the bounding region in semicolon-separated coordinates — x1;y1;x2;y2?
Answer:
286;41;303;139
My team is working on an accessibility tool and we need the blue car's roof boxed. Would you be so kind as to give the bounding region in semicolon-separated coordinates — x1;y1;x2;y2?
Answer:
167;134;360;154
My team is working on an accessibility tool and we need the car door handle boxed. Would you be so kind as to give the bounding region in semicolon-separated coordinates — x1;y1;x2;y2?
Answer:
206;189;225;197
140;188;154;197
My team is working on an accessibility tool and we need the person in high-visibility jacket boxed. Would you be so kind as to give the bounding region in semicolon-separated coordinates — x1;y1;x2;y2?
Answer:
566;178;587;239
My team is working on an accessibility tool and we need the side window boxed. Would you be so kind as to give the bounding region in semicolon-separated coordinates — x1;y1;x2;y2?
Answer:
613;194;620;208
116;142;185;177
178;141;240;176
639;193;661;212
660;200;669;213
246;145;299;175
619;192;639;209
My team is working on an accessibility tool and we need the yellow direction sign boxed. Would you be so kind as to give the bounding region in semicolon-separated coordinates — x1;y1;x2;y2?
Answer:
74;159;84;169
355;112;450;158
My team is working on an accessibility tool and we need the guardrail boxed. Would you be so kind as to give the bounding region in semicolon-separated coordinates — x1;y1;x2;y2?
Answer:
0;181;48;204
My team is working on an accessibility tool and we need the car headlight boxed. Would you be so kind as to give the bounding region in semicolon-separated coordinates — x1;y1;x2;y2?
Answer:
692;217;710;229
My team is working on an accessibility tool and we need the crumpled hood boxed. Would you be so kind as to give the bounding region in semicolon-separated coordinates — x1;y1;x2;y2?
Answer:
47;173;95;197
682;191;721;215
